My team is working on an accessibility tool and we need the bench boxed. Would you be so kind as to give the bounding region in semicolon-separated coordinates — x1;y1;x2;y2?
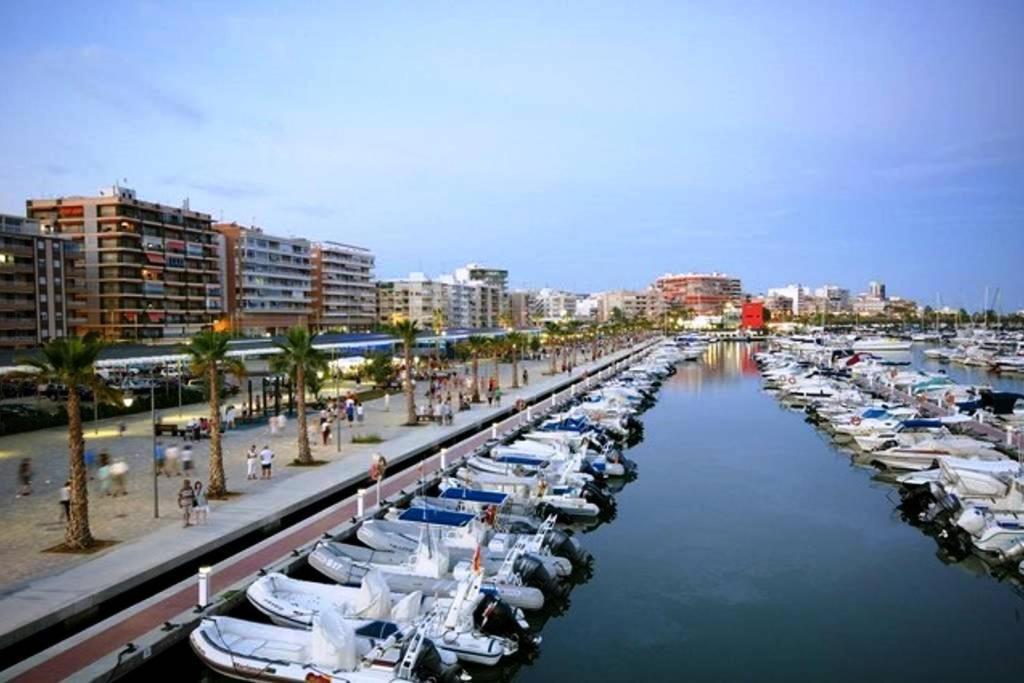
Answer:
153;423;181;437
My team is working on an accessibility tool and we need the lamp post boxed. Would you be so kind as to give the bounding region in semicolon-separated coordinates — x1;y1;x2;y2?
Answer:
150;380;159;518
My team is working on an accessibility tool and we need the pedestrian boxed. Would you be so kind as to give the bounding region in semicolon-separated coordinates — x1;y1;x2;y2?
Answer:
260;445;274;479
165;443;181;476
486;388;494;406
321;419;331;446
356;400;365;425
522;368;529;385
277;413;287;434
154;441;166;476
59;481;70;522
495;387;502;405
181;443;194;475
110;458;129;495
177;479;195;527
246;445;258;480
192;481;209;524
17;457;32;497
226;406;237;430
270;414;279;436
98;459;112;496
118;420;127;437
346;400;355;428
433;400;443;424
84;447;96;480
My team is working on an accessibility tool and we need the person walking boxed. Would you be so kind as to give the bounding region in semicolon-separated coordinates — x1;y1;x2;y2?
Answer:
177;479;195;527
495;387;502;406
345;398;355;428
246;445;258;480
192;481;209;525
522;368;528;385
165;443;181;476
154;441;166;477
321;418;331;446
260;445;274;479
110;458;129;495
98;459;112;496
356;400;364;425
181;443;194;476
16;457;32;497
59;481;71;522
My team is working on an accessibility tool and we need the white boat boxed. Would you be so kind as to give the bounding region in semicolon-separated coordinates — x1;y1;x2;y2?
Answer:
852;337;913;352
190;610;462;683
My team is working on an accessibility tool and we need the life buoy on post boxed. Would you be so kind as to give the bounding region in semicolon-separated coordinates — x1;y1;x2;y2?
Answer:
851;416;862;426
788;377;796;385
369;453;387;481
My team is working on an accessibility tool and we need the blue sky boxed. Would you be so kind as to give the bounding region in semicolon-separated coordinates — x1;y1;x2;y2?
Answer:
1;1;1022;309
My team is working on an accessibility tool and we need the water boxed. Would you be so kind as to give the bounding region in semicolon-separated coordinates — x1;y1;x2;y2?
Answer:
133;343;1024;681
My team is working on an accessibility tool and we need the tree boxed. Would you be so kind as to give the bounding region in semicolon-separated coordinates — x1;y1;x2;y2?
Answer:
466;335;490;402
366;351;396;389
187;331;246;497
270;327;326;464
505;332;527;389
543;321;562;374
431;308;446;366
488;336;505;388
562;320;583;366
528;334;541;355
387;320;421;425
18;335;121;550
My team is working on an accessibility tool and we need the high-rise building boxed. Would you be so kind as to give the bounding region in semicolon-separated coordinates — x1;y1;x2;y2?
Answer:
216;223;312;335
0;214;81;347
813;285;852;313
654;272;742;315
27;186;222;340
869;281;886;300
530;288;579;322
377;271;502;329
507;290;534;328
311;241;375;332
594;289;665;322
454;263;508;315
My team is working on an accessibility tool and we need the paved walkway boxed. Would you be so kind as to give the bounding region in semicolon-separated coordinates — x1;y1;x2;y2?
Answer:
0;347;633;658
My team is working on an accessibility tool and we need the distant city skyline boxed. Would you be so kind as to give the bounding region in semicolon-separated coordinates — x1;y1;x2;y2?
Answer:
2;2;1022;309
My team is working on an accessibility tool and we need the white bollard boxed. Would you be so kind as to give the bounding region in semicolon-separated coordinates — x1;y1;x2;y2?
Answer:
550;395;556;408
977;411;984;424
526;406;532;420
491;424;498;439
570;384;575;397
197;566;211;608
357;488;365;517
1007;426;1015;447
440;448;447;470
384;393;390;412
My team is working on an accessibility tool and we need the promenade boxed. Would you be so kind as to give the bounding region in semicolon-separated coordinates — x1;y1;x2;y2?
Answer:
0;344;645;676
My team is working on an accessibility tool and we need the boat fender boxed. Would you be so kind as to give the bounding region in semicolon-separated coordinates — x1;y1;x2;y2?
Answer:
788;377;796;385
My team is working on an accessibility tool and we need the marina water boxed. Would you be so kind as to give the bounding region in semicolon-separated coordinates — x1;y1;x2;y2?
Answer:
136;342;1024;681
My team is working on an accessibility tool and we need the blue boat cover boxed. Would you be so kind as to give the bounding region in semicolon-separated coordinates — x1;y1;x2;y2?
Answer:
494;455;545;466
355;621;400;639
862;408;887;419
900;419;943;429
397;508;475;526
440;488;508;504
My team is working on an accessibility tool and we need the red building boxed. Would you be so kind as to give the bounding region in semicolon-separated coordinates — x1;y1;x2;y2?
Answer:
654;272;742;315
740;301;765;330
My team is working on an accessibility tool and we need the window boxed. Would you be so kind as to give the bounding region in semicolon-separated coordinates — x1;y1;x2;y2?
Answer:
38;276;46;285
36;241;45;251
39;294;47;303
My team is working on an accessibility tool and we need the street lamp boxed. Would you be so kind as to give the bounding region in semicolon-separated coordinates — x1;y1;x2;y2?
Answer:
150;378;158;519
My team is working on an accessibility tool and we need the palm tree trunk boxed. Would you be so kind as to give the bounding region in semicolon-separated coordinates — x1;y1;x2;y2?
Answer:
207;364;226;497
65;390;94;549
549;346;557;374
512;349;519;389
295;365;311;463
471;356;480;402
404;347;416;425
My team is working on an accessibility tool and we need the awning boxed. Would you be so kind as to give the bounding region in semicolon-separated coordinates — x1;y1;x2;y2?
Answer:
166;240;185;251
147;311;165;322
144;253;165;265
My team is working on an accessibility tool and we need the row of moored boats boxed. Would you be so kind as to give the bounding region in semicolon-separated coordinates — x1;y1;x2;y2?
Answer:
189;341;696;682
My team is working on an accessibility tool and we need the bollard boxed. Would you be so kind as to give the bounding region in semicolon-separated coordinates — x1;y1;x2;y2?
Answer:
440;448;447;470
1007;426;1015;448
357;488;365;518
977;411;984;424
491;424;498;439
570;384;575;397
384;393;390;412
526;406;532;421
550;394;556;408
197;566;211;609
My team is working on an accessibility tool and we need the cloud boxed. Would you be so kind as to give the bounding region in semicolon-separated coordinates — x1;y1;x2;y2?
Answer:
161;176;269;200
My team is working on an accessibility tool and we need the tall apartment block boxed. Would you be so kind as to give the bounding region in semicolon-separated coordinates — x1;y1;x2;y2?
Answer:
216;223;312;336
26;186;222;340
376;272;503;329
311;242;375;332
0;214;81;347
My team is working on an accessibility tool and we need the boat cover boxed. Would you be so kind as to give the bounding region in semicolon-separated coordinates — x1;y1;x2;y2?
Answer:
311;608;358;670
900;419;943;429
398;508;475;527
440;488;508;505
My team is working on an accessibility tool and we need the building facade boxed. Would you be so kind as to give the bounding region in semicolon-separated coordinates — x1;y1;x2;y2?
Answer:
27;186;221;340
216;223;312;335
0;214;81;347
654;272;742;315
377;272;502;329
594;288;665;323
311;241;375;331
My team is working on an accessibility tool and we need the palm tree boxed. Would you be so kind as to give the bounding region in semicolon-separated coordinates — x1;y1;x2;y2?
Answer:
563;320;583;366
488;336;505;388
431;308;446;367
466;335;489;403
270;327;326;464
543;321;562;374
187;331;246;498
19;335;121;550
387;320;421;425
505;332;526;389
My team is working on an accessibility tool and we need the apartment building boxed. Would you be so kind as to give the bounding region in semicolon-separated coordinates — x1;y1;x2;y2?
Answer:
377;272;503;329
216;223;312;335
311;241;376;331
594;288;665;323
0;214;81;347
654;272;743;315
26;186;221;340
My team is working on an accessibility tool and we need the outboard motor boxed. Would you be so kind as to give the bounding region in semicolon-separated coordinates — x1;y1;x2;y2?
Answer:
414;638;463;683
514;553;569;599
999;539;1024;563
474;594;540;650
544;528;593;567
582;481;617;514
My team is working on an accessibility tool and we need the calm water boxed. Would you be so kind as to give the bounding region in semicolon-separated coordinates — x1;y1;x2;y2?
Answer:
135;342;1024;681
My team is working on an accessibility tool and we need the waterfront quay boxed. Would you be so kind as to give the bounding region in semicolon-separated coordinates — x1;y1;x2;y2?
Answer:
0;339;655;682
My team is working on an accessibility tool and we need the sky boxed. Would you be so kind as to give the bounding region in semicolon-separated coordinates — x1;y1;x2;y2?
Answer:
1;1;1022;310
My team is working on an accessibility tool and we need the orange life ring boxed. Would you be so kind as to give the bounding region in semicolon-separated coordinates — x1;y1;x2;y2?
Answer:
851;416;862;426
788;377;796;385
